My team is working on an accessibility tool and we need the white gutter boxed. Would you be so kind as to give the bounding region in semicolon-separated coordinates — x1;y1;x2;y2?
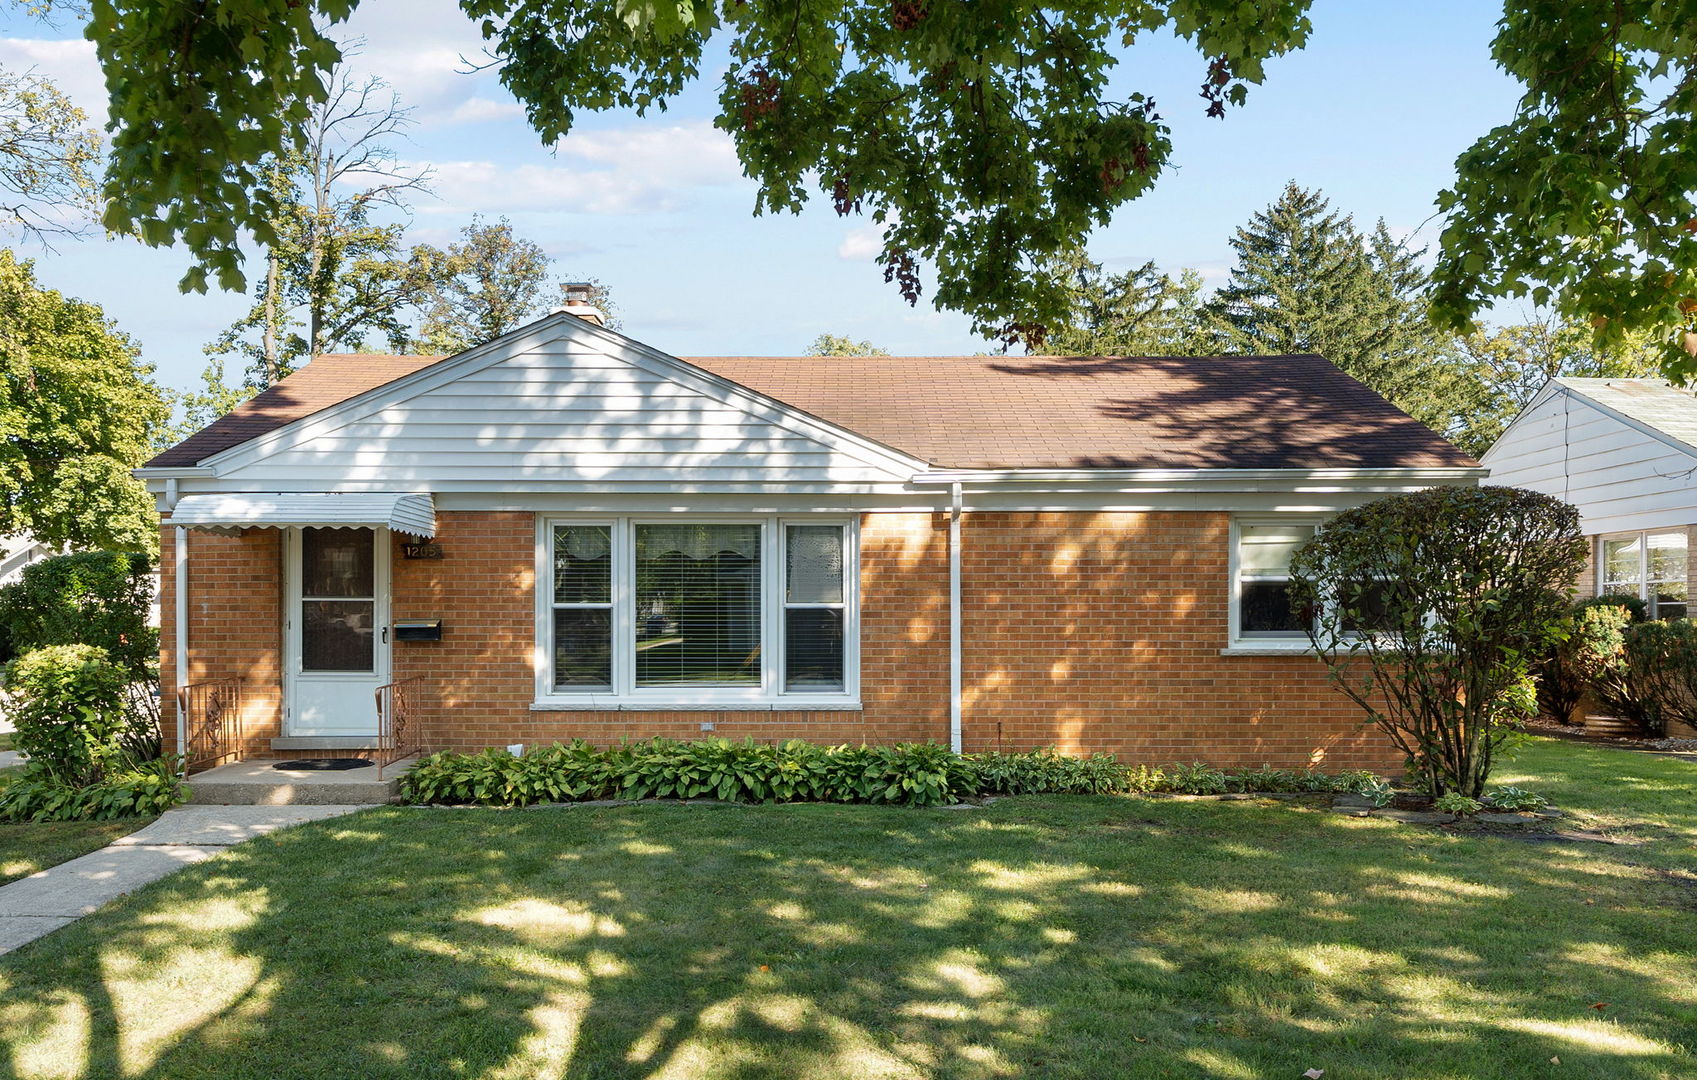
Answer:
911;466;1488;487
173;525;188;777
948;481;962;754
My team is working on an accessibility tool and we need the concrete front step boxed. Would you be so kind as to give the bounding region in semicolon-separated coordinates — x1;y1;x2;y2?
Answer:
185;757;416;806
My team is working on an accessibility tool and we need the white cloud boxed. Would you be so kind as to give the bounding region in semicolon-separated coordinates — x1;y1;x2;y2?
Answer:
837;224;884;262
416;121;746;215
442;96;525;125
0;37;106;122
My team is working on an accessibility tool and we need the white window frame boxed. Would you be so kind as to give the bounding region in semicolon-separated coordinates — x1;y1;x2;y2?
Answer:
1598;529;1689;620
533;514;860;708
1226;515;1325;653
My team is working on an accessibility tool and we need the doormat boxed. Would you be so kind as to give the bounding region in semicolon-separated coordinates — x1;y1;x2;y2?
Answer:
272;758;373;771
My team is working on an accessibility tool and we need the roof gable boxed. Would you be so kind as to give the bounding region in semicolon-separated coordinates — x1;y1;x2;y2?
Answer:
158;315;928;492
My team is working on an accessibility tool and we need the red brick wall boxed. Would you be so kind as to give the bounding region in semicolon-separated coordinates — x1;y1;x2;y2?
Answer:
164;509;1399;770
957;512;1389;769
159;523;283;760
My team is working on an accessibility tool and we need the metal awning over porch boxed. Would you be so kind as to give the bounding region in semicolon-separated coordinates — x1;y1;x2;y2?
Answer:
168;492;436;539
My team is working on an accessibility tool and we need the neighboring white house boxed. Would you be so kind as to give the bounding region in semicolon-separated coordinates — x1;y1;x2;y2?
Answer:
1483;377;1695;618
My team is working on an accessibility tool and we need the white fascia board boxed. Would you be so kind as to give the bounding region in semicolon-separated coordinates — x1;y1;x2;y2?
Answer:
195;313;928;482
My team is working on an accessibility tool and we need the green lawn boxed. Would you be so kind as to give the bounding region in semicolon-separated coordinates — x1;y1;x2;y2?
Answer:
0;818;153;887
0;738;1692;1079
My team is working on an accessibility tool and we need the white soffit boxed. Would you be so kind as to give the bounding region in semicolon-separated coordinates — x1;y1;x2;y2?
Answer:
168;492;436;538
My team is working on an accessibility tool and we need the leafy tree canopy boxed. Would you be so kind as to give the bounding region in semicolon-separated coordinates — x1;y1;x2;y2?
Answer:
807;334;888;357
1430;3;1697;380
415;217;618;354
88;0;1312;347
0;249;167;551
0;63;101;237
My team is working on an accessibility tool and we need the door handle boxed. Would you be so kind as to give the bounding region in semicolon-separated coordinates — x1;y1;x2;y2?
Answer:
381;626;389;644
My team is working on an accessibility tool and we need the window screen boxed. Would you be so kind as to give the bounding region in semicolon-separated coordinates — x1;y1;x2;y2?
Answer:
300;527;375;672
785;525;846;691
552;524;612;690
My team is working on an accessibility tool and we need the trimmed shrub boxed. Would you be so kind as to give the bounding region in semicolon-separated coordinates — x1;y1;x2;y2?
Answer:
0;551;161;758
0;757;183;822
1620;619;1697;737
398;739;1394;808
1288;486;1589;797
3;644;130;785
1534;594;1644;724
1569;600;1660;734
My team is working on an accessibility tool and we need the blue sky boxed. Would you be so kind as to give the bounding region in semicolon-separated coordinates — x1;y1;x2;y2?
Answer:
0;1;1523;394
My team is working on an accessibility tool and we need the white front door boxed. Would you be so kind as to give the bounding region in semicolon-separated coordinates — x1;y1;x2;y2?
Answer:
284;526;389;737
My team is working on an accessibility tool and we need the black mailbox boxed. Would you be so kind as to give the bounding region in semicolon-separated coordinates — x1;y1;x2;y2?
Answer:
393;619;443;642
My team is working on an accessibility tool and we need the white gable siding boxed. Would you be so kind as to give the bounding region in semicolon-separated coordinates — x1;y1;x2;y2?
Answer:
199;323;926;494
1485;387;1697;535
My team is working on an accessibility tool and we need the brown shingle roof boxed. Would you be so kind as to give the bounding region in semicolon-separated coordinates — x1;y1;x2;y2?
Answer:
145;351;1477;472
144;355;448;468
685;354;1478;470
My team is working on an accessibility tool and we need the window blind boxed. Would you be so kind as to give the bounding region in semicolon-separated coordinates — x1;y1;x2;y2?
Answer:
785;525;846;691
552;524;612;690
634;523;761;686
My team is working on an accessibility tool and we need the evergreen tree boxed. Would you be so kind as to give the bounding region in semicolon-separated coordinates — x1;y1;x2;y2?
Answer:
1043;247;1208;356
1205;182;1469;434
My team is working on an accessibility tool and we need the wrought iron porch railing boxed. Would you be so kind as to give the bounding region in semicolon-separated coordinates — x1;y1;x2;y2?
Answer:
179;677;243;774
374;676;425;779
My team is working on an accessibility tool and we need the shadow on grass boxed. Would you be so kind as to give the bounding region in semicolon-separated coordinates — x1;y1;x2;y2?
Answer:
0;741;1694;1079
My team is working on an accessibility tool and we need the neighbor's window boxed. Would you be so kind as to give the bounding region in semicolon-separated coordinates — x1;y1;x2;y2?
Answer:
1236;523;1316;638
1601;530;1688;620
544;518;854;700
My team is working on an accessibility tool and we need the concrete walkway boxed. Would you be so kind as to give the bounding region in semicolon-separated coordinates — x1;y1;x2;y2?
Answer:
0;804;366;955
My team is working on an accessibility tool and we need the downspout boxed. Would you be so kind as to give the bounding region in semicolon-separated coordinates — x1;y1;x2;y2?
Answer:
167;474;188;777
949;481;963;754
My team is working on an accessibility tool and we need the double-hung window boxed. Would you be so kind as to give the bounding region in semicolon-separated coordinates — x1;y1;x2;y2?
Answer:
1601;530;1688;620
1230;517;1395;648
540;517;857;704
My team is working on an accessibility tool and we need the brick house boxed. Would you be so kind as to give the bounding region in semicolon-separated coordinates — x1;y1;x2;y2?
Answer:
139;307;1482;773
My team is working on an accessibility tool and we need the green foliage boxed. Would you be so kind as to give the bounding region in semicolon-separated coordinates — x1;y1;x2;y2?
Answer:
0;63;102;236
0;757;183;823
1288;486;1590;797
1042;247;1209;356
1536;595;1643;726
1203;182;1471;435
971;749;1129;796
414;217;618;353
1618;619;1697;738
1431;3;1697;382
1566;598;1659;734
1483;786;1548;812
91;0;1313;345
0;551;162;759
1433;792;1483;816
806;334;889;357
2;644;130;785
0;551;159;679
0;250;170;551
400;739;1392;808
